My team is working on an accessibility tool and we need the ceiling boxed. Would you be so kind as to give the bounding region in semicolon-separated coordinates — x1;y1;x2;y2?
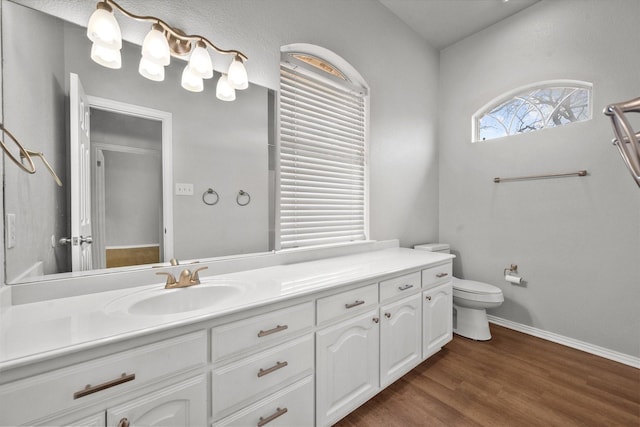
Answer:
379;0;540;50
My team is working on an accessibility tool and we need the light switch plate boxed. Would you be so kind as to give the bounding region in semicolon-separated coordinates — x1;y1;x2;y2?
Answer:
175;183;194;196
6;213;16;248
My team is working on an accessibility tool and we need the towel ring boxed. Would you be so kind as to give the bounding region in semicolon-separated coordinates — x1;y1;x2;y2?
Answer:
0;125;36;174
236;190;251;206
202;188;219;206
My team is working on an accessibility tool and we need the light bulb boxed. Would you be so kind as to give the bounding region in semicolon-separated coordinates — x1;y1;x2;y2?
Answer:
187;41;213;79
216;74;236;101
181;65;204;92
86;3;122;50
227;55;248;90
141;23;170;66
139;57;165;81
90;43;121;69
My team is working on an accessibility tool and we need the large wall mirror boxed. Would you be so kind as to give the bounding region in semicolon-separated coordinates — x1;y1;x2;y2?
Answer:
2;0;276;284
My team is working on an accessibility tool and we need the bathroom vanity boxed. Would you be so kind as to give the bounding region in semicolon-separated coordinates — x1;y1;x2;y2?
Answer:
0;248;453;427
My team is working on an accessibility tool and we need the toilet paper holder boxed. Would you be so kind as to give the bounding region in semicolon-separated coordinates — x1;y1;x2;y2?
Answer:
503;264;518;275
503;264;523;284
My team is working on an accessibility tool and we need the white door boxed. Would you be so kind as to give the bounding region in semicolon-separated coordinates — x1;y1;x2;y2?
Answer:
423;283;453;359
106;376;206;427
380;293;422;387
69;73;93;271
316;309;380;427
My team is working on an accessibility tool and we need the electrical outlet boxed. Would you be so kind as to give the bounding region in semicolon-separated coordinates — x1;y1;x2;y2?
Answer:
175;183;194;196
6;213;16;249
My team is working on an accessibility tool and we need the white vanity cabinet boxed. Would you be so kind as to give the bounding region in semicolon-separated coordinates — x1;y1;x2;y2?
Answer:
0;331;208;427
0;250;455;427
315;283;380;427
316;308;380;427
211;301;315;426
422;264;453;359
379;293;422;388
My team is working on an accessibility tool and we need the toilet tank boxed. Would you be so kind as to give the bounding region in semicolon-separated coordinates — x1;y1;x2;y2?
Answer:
414;243;450;254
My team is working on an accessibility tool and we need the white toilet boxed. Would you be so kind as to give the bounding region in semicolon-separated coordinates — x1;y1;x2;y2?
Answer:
414;243;504;341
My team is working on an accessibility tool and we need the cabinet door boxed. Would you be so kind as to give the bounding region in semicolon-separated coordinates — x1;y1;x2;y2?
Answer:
106;375;206;427
423;282;453;359
316;309;380;427
380;293;422;387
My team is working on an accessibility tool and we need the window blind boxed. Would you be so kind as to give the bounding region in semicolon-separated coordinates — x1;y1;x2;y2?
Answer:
278;64;367;250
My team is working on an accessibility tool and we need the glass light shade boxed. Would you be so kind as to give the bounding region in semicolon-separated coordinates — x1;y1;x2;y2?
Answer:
216;74;236;101
86;7;122;50
227;57;248;90
141;24;170;66
139;58;165;82
187;43;213;79
181;66;204;92
90;43;121;69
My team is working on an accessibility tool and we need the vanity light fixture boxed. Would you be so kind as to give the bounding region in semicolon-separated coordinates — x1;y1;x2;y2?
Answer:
86;0;249;101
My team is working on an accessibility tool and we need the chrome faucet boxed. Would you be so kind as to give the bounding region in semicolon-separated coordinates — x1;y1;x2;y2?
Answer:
156;266;208;289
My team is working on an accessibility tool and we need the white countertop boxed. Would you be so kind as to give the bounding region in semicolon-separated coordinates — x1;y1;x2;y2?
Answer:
0;248;453;372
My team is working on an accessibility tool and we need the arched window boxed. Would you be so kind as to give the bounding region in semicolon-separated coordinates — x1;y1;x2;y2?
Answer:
473;80;592;142
277;44;369;250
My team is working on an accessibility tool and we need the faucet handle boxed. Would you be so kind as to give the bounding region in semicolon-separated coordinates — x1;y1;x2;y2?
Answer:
169;258;179;266
190;266;209;284
156;271;177;287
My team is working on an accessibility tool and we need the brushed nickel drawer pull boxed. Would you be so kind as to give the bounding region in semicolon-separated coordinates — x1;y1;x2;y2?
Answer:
257;407;288;427
73;373;135;399
398;284;414;291
425;295;432;301
436;272;449;278
257;324;288;338
257;361;288;378
345;300;365;309
117;418;130;427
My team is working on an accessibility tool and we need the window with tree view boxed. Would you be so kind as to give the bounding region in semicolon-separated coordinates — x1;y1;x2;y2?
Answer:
474;82;592;142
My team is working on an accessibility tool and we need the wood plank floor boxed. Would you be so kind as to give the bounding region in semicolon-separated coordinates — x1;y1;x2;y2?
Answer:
335;324;640;427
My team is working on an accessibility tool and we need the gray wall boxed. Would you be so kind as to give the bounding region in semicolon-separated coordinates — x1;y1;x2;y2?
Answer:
3;1;68;281
438;0;640;357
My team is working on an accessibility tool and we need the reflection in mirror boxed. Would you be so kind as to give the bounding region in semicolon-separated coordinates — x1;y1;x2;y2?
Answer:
2;0;274;284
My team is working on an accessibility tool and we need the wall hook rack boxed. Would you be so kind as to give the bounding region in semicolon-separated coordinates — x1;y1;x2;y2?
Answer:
1;124;63;186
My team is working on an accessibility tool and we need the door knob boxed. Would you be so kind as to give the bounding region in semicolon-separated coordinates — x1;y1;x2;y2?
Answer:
79;235;93;244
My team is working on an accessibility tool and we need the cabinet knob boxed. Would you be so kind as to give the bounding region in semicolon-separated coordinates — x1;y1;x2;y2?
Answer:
425;295;432;301
118;418;130;427
372;317;379;323
384;312;391;318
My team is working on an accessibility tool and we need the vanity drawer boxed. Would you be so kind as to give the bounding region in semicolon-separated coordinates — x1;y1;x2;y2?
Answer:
422;263;453;289
213;375;314;427
0;331;207;427
316;283;378;325
211;302;314;361
379;271;421;302
212;335;314;420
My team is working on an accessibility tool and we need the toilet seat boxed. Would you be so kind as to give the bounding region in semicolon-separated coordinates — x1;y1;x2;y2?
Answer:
452;277;504;303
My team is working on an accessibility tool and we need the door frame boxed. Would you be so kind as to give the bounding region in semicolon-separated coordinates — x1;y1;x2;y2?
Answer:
86;95;174;262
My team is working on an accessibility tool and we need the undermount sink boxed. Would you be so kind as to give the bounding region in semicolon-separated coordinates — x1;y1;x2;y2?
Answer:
107;281;247;316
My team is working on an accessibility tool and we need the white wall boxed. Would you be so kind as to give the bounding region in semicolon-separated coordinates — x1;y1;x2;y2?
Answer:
439;0;640;357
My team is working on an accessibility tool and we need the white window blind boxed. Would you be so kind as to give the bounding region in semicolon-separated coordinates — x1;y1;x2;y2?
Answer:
278;63;367;250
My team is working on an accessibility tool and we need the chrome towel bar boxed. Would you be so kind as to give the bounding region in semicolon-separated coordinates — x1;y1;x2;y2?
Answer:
494;170;587;183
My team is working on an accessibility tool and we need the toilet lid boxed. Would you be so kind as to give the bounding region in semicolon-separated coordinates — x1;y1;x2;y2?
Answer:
452;277;502;294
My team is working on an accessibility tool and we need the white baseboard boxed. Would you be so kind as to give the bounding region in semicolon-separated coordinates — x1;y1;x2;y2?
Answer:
487;315;640;369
